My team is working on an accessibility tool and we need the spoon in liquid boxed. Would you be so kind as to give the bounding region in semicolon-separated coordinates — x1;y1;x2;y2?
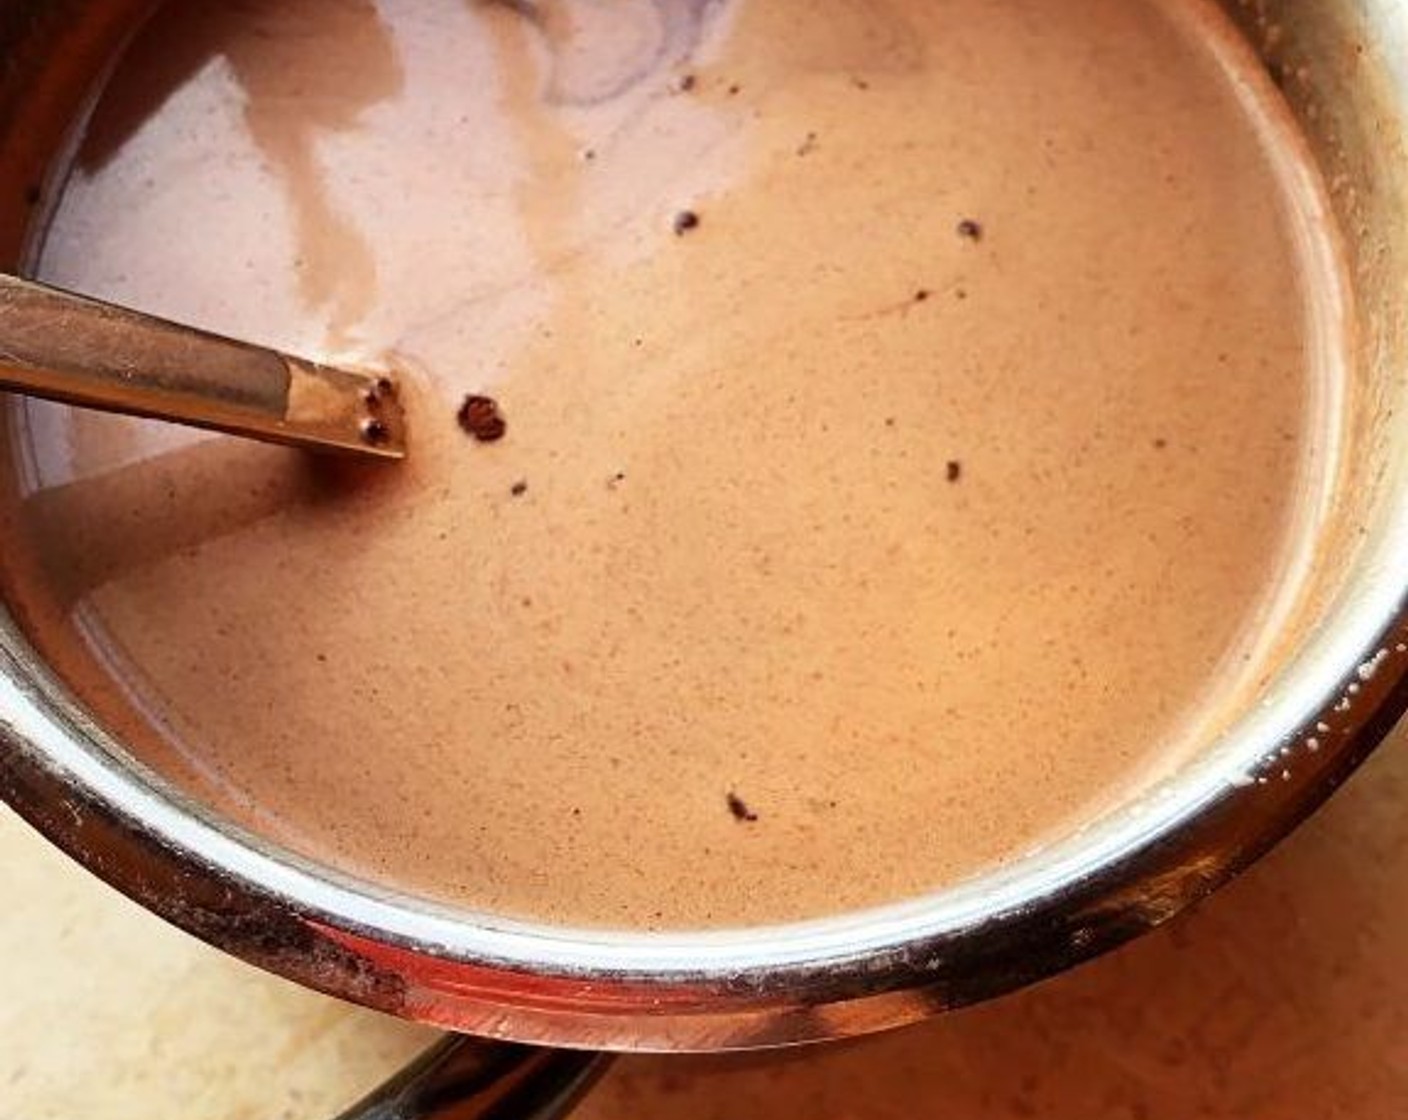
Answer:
0;273;406;460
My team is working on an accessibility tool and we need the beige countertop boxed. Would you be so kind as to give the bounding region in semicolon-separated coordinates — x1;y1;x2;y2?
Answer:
5;728;1408;1120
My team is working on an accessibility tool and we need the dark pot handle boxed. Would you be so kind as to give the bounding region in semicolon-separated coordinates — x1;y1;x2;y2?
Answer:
334;1036;611;1120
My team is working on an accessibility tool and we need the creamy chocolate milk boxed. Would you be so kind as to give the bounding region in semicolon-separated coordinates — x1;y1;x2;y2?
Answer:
0;0;1347;929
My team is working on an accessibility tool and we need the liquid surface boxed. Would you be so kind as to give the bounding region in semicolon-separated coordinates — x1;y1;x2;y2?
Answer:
0;0;1343;928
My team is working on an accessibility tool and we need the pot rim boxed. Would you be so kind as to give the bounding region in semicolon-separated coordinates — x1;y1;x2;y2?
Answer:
7;582;1408;1049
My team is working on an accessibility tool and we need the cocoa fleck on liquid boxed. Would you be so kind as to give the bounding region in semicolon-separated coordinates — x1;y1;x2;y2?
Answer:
0;0;1347;929
457;394;508;443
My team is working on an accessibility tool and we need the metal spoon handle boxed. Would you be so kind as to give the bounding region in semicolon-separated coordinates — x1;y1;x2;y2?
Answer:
0;274;406;459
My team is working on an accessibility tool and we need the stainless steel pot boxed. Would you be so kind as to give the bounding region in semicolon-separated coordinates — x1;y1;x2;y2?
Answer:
3;0;1408;1115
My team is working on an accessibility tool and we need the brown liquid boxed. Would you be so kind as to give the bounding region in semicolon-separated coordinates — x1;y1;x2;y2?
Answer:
0;0;1345;929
